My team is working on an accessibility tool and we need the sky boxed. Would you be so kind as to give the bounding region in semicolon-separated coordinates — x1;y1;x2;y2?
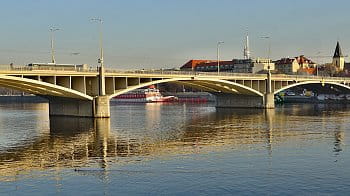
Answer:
0;0;350;69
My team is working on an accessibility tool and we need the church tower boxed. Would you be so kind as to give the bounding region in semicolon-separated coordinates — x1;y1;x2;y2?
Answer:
332;41;345;70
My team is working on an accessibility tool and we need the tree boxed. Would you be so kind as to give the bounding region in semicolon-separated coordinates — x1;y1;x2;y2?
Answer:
324;63;337;76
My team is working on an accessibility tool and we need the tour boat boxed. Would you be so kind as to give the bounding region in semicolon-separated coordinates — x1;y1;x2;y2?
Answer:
113;86;178;103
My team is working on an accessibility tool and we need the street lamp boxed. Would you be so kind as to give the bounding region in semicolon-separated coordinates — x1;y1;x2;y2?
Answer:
261;36;272;94
315;51;321;76
217;41;224;74
91;18;104;68
261;36;271;71
49;26;60;64
91;17;106;96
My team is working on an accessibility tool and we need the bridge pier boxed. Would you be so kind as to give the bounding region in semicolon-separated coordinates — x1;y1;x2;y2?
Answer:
215;94;264;108
47;96;110;118
93;96;110;118
47;96;94;117
215;93;274;109
264;69;275;109
264;93;275;109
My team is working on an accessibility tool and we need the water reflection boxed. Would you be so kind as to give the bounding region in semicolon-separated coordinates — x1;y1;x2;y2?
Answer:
0;103;49;150
333;123;345;158
265;109;274;155
50;116;94;135
0;103;348;181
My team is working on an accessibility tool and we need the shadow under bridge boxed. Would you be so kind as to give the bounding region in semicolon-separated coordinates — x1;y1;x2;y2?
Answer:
108;77;264;98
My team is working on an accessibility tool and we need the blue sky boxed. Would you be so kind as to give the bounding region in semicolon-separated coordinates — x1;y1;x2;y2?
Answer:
0;0;349;69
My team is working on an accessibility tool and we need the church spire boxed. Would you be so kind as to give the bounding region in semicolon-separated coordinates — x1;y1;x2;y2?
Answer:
333;41;343;58
332;41;345;70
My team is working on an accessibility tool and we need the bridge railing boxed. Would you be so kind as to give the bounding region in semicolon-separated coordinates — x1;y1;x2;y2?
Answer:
104;69;349;80
271;74;349;81
1;65;349;81
0;65;98;72
105;69;269;77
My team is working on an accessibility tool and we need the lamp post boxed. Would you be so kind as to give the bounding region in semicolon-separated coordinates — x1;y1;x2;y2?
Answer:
49;26;60;64
261;36;271;71
261;36;272;95
315;51;321;76
91;17;106;96
91;18;104;69
217;41;224;74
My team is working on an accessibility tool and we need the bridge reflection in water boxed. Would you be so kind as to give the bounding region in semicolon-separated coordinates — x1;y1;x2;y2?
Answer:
0;104;346;181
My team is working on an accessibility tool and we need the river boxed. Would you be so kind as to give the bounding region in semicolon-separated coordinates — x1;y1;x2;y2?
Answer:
0;102;349;195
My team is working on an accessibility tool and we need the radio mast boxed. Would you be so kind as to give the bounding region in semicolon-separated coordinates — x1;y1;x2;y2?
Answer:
243;32;251;59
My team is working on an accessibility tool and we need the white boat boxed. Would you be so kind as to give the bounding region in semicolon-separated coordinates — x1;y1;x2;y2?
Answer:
113;86;178;103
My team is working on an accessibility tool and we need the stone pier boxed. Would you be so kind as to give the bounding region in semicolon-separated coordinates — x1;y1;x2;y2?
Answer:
47;96;110;118
215;93;274;109
215;93;265;108
93;96;110;118
264;93;275;109
214;69;275;109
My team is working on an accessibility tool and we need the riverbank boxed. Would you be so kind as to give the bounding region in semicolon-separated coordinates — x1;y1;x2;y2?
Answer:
0;95;47;103
282;95;350;103
163;92;216;102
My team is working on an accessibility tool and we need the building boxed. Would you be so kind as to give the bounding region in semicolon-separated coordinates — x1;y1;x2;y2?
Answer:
274;58;299;74
180;33;275;74
180;58;274;74
332;41;345;71
319;41;349;76
296;55;316;69
233;58;275;73
180;60;217;71
274;55;316;74
193;60;234;72
231;59;253;73
252;59;275;73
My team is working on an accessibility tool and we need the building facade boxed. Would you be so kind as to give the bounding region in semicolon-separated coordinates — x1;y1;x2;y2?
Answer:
274;58;299;74
274;55;316;74
180;33;275;74
180;58;274;74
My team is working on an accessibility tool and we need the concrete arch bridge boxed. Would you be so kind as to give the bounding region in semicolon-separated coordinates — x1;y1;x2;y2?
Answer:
1;67;350;117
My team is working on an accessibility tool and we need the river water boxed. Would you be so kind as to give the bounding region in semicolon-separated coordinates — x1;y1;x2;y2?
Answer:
0;102;349;195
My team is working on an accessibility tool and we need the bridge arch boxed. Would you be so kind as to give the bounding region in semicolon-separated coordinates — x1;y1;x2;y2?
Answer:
274;81;350;94
108;77;264;99
0;75;93;100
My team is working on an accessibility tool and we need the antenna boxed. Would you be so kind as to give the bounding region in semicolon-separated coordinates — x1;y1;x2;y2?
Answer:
243;31;250;59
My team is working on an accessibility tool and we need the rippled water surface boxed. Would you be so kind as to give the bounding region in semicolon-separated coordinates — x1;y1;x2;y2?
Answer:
0;102;350;195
